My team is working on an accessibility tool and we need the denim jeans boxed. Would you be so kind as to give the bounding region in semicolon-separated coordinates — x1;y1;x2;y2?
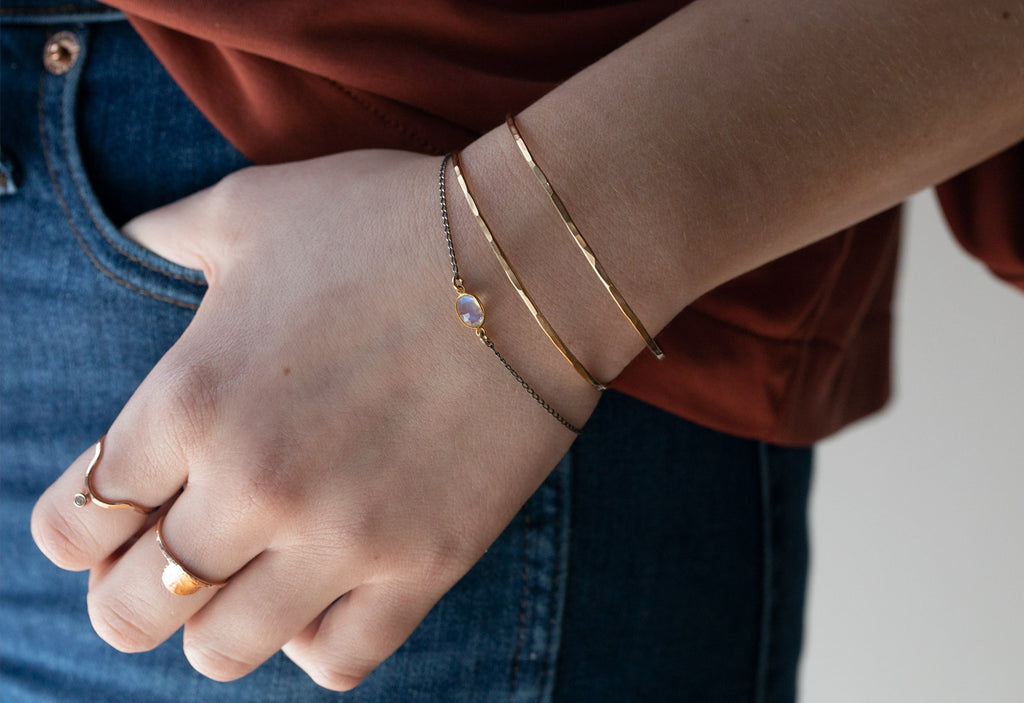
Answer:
0;4;813;701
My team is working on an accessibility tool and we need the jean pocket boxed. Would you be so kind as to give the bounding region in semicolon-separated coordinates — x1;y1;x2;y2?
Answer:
37;24;213;311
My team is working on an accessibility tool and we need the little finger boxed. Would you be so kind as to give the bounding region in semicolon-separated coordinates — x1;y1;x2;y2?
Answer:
282;582;441;691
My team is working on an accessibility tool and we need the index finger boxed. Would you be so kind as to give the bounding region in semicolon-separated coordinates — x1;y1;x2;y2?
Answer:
30;384;192;571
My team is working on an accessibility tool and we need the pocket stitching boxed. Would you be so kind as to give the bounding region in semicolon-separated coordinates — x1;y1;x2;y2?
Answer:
38;72;199;311
58;76;206;286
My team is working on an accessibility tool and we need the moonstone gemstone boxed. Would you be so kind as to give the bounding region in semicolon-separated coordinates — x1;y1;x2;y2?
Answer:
456;293;485;328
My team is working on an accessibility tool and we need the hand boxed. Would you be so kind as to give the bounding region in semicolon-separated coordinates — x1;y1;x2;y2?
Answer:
30;150;598;690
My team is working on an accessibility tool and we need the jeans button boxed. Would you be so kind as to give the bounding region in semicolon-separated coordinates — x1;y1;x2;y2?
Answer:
43;31;81;75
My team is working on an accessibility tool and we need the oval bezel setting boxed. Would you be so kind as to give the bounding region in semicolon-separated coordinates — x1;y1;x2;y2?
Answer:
456;293;485;329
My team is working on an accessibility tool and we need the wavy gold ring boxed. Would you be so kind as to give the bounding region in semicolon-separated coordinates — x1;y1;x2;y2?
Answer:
73;435;157;514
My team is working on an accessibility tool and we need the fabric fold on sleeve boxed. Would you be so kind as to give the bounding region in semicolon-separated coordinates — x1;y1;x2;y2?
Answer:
935;141;1024;293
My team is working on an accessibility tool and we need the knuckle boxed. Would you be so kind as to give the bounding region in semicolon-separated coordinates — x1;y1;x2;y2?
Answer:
206;168;260;240
87;592;162;653
410;528;481;588
158;361;222;449
403;547;457;591
236;457;292;512
338;499;386;547
204;456;295;534
30;504;102;570
207;167;253;212
183;637;257;682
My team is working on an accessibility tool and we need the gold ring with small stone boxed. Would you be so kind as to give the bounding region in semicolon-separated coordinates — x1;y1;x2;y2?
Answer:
155;515;227;596
73;435;157;514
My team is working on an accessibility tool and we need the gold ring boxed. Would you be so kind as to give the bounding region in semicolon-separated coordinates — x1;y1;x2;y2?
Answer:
73;435;157;514
155;515;227;596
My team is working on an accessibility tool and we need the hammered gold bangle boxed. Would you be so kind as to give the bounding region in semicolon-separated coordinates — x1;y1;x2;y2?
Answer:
506;115;664;360
450;151;606;391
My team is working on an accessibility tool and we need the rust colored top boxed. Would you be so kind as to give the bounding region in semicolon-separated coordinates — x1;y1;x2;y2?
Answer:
106;0;1023;445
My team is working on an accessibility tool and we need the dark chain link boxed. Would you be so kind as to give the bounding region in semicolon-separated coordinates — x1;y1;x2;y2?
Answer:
438;154;463;291
439;154;582;435
477;331;583;434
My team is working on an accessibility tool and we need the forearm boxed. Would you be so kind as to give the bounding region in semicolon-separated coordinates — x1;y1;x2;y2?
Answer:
452;0;1024;397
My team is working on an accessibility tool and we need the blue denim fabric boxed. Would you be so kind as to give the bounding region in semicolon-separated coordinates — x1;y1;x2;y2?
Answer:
1;6;812;701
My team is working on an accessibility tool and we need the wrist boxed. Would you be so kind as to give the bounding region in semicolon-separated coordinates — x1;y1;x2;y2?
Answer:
400;150;597;433
456;123;656;390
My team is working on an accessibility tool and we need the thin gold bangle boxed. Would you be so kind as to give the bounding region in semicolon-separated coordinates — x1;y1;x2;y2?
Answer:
450;151;606;391
506;115;664;360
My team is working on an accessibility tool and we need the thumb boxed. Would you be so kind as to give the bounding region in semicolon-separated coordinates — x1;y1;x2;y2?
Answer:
121;185;219;279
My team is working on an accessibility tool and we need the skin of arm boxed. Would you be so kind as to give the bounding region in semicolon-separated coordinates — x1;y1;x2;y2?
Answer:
30;0;1024;691
459;0;1024;399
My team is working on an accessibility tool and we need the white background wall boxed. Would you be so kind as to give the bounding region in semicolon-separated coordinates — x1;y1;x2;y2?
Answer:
801;191;1024;702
